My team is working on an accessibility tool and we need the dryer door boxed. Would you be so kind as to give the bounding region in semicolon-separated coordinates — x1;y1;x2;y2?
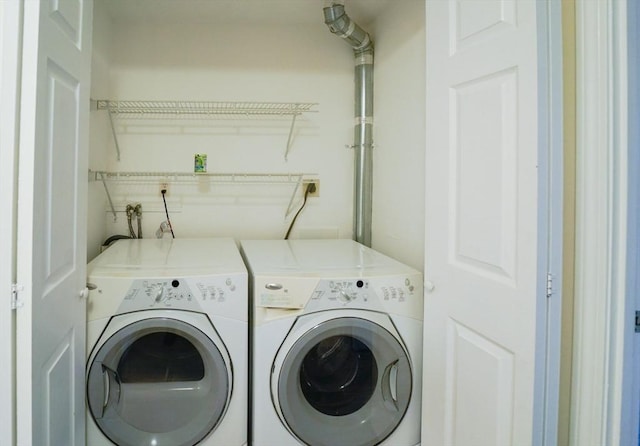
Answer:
275;316;412;446
87;317;230;446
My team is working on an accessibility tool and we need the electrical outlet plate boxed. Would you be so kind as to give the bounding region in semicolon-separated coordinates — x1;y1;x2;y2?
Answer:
160;182;169;196
303;179;320;197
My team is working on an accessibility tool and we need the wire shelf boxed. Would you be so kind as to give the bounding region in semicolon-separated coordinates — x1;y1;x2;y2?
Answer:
92;99;318;161
92;170;307;184
90;170;318;221
95;100;317;118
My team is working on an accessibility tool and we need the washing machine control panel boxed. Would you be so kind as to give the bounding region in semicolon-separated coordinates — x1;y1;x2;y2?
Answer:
305;275;422;314
305;279;375;311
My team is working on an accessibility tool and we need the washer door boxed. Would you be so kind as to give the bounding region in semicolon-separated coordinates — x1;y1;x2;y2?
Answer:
276;316;412;446
87;317;230;446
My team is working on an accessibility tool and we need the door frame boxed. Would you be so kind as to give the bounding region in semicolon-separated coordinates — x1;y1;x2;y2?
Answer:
571;0;631;444
623;0;640;443
0;1;23;445
533;1;565;444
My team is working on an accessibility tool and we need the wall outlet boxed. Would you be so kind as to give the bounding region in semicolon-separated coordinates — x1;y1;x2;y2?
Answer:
160;182;169;196
303;179;319;197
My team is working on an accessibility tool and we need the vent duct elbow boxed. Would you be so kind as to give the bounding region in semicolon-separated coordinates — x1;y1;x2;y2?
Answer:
323;4;373;54
323;3;374;247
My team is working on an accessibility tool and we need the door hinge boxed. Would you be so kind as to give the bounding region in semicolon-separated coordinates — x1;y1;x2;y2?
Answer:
11;283;24;309
546;273;554;298
635;311;640;333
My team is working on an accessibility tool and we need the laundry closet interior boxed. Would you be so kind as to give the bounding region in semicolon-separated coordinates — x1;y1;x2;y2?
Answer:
87;0;426;271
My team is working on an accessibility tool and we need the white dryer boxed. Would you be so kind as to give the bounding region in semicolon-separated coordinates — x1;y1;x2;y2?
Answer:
240;239;423;446
86;238;247;446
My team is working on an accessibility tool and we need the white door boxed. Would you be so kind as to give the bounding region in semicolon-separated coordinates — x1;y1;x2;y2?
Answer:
15;0;92;444
423;1;552;445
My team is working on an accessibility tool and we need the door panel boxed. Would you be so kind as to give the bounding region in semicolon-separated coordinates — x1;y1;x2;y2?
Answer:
16;0;92;444
445;320;515;445
423;0;543;444
44;62;80;286
451;68;517;282
451;0;516;54
50;0;82;45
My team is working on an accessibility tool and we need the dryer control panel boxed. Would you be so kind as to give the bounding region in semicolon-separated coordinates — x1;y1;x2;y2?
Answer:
115;275;246;315
117;279;202;313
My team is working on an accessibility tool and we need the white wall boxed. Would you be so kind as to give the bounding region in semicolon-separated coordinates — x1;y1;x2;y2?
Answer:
87;1;428;272
87;1;112;260
370;1;426;271
87;12;359;255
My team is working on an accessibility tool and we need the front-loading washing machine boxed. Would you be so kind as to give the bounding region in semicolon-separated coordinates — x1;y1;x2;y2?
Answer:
240;239;423;446
86;238;247;446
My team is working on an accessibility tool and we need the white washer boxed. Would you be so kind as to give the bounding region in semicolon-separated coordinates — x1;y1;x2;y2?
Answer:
86;238;247;446
240;239;423;446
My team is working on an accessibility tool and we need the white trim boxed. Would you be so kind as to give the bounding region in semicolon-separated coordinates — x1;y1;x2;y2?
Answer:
572;1;629;445
0;1;22;445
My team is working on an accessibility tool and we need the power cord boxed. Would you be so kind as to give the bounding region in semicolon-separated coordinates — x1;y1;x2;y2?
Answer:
284;182;316;240
161;188;175;238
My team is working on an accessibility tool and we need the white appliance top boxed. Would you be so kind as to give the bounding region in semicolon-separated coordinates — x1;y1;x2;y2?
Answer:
240;239;420;277
88;238;247;278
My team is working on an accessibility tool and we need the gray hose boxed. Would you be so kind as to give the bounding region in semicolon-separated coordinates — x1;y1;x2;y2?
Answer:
134;204;143;238
126;205;136;238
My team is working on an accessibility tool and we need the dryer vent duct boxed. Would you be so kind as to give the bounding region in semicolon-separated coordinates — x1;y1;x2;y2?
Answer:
323;3;374;247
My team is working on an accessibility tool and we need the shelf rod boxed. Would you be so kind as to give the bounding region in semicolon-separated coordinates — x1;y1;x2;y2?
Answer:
285;176;304;217
98;171;118;222
106;105;121;161
284;113;299;161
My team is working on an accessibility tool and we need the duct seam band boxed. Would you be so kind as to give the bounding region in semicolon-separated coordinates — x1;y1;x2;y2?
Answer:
355;52;374;65
354;117;374;125
339;20;357;40
353;34;372;51
347;143;374;149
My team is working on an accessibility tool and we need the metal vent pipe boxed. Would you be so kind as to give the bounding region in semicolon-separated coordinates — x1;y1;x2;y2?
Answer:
324;3;374;247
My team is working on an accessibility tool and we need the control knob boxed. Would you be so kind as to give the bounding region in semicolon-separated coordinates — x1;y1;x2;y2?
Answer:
153;285;165;303
336;284;357;303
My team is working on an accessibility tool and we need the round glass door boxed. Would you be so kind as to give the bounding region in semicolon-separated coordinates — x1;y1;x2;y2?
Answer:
276;317;412;446
87;317;230;446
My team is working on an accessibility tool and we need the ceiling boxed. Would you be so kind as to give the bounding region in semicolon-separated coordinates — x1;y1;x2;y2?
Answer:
102;0;397;27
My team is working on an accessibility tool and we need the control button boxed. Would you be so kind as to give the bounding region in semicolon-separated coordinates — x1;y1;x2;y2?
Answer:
356;280;364;288
172;279;180;288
